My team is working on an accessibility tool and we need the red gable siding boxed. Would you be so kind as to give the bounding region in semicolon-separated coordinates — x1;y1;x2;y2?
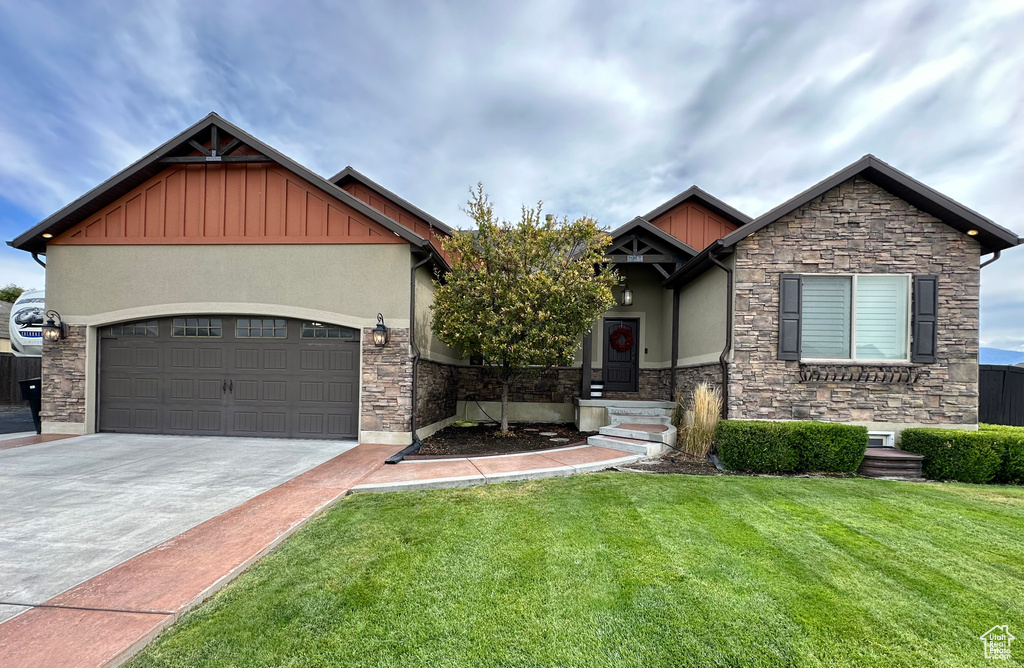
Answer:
649;201;739;251
51;165;405;246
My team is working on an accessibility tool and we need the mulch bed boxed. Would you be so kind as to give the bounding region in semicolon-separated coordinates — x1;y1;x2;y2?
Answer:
411;422;597;458
619;451;724;475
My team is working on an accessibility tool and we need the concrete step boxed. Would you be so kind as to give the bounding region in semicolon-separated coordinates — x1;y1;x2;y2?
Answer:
608;414;672;427
606;406;673;418
600;423;677;446
587;434;669;458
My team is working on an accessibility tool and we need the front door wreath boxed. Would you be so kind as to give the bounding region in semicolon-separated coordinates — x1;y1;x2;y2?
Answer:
609;326;634;352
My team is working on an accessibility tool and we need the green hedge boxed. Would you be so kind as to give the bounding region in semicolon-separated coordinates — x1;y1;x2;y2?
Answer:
899;425;1024;484
715;420;867;474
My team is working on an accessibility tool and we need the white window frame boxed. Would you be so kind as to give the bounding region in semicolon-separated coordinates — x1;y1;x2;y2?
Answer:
867;431;896;448
800;273;912;364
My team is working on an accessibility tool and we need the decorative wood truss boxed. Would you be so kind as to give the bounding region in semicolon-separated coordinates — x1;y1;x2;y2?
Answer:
159;125;273;164
605;220;695;279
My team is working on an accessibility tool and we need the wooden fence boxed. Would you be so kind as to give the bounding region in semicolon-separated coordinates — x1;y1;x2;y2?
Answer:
0;353;42;404
980;364;1024;427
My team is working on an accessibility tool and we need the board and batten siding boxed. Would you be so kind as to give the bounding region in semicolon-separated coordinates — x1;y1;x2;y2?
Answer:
49;164;407;246
649;200;740;252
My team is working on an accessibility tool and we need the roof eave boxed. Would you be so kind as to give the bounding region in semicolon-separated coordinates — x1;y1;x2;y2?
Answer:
10;113;430;253
330;165;454;236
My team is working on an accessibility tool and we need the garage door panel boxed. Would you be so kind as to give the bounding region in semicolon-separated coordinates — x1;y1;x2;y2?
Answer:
135;348;159;368
170;410;193;431
234;380;259;401
263;381;287;401
235;349;259;369
100;317;359;439
328;382;354;403
171;348;194;367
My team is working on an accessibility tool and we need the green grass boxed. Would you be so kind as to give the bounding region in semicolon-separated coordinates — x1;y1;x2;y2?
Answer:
130;474;1024;667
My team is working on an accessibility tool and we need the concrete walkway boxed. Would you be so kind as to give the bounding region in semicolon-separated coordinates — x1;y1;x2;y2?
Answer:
0;438;397;668
352;444;642;493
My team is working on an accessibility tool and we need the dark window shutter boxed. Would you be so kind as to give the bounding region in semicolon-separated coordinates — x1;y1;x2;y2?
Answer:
779;274;802;360
912;275;938;363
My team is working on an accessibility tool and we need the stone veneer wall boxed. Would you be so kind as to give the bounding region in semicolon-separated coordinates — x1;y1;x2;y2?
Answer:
456;365;674;404
673;363;723;402
594;368;672;401
457;366;581;403
361;327;413;433
40;325;87;424
417;359;459;427
730;176;980;425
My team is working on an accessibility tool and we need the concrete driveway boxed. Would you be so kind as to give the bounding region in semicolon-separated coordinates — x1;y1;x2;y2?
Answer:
0;433;358;624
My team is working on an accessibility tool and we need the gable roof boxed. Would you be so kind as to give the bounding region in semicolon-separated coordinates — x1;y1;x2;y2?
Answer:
9;113;435;255
664;154;1021;288
329;166;454;236
643;185;752;228
608;217;699;258
718;154;1019;255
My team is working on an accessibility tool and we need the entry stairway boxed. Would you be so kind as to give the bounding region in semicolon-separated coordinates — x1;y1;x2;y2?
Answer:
586;401;676;458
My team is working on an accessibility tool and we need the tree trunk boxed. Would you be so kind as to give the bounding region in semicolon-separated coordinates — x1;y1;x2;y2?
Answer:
500;381;510;434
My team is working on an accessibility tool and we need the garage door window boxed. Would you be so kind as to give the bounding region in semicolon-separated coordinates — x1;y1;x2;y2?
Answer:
301;322;356;339
108;320;159;336
172;318;222;337
236;318;287;338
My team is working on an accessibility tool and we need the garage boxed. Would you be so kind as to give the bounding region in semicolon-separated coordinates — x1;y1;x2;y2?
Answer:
98;317;359;439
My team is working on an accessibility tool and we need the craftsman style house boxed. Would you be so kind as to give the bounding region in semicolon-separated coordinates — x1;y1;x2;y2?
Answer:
9;114;1020;446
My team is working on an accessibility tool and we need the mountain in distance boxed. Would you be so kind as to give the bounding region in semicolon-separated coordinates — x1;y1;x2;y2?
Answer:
980;347;1024;365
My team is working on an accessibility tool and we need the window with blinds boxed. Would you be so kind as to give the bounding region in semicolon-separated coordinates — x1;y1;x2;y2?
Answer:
801;274;910;361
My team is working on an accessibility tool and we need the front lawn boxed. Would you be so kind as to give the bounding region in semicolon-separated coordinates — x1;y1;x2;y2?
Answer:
131;474;1024;667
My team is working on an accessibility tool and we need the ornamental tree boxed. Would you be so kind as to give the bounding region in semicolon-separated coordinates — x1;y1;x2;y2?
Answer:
432;185;618;434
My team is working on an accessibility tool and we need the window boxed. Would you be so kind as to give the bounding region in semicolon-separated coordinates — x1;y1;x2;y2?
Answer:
172;317;222;337
236;318;287;338
801;275;910;361
108;320;158;336
868;431;895;448
300;322;356;339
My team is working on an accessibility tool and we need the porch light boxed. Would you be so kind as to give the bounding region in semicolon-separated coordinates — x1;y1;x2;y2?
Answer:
42;233;53;239
42;310;66;342
372;313;389;347
967;229;979;236
620;283;633;307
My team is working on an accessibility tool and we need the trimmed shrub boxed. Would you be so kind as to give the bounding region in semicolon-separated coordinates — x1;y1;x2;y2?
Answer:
899;429;1004;484
790;422;869;473
715;420;867;474
980;424;1024;484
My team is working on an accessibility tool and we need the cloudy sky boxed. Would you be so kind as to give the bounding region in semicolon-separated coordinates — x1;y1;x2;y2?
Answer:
1;1;1022;347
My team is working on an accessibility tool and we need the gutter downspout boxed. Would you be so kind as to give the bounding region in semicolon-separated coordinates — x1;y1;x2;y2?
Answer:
32;252;46;268
707;242;732;420
385;246;433;465
980;250;1001;269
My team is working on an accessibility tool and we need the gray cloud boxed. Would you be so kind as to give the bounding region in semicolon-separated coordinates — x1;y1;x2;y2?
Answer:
1;0;1022;345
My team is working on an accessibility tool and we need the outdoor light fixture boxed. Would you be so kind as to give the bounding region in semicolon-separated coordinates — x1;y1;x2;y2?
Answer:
41;310;66;342
620;283;633;307
41;233;53;239
967;229;979;236
372;313;389;347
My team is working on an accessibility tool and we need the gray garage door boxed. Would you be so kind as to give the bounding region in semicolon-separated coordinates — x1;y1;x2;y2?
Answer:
99;317;359;439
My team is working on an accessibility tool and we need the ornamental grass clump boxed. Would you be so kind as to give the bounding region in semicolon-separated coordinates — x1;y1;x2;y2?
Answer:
678;382;722;458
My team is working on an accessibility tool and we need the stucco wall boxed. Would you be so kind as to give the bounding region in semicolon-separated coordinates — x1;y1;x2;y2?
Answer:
729;176;981;428
46;244;413;329
677;255;730;366
414;265;462;364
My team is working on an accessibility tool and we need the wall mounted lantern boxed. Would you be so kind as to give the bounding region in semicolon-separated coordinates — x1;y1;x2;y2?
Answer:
620;283;634;307
42;310;67;342
372;313;389;347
